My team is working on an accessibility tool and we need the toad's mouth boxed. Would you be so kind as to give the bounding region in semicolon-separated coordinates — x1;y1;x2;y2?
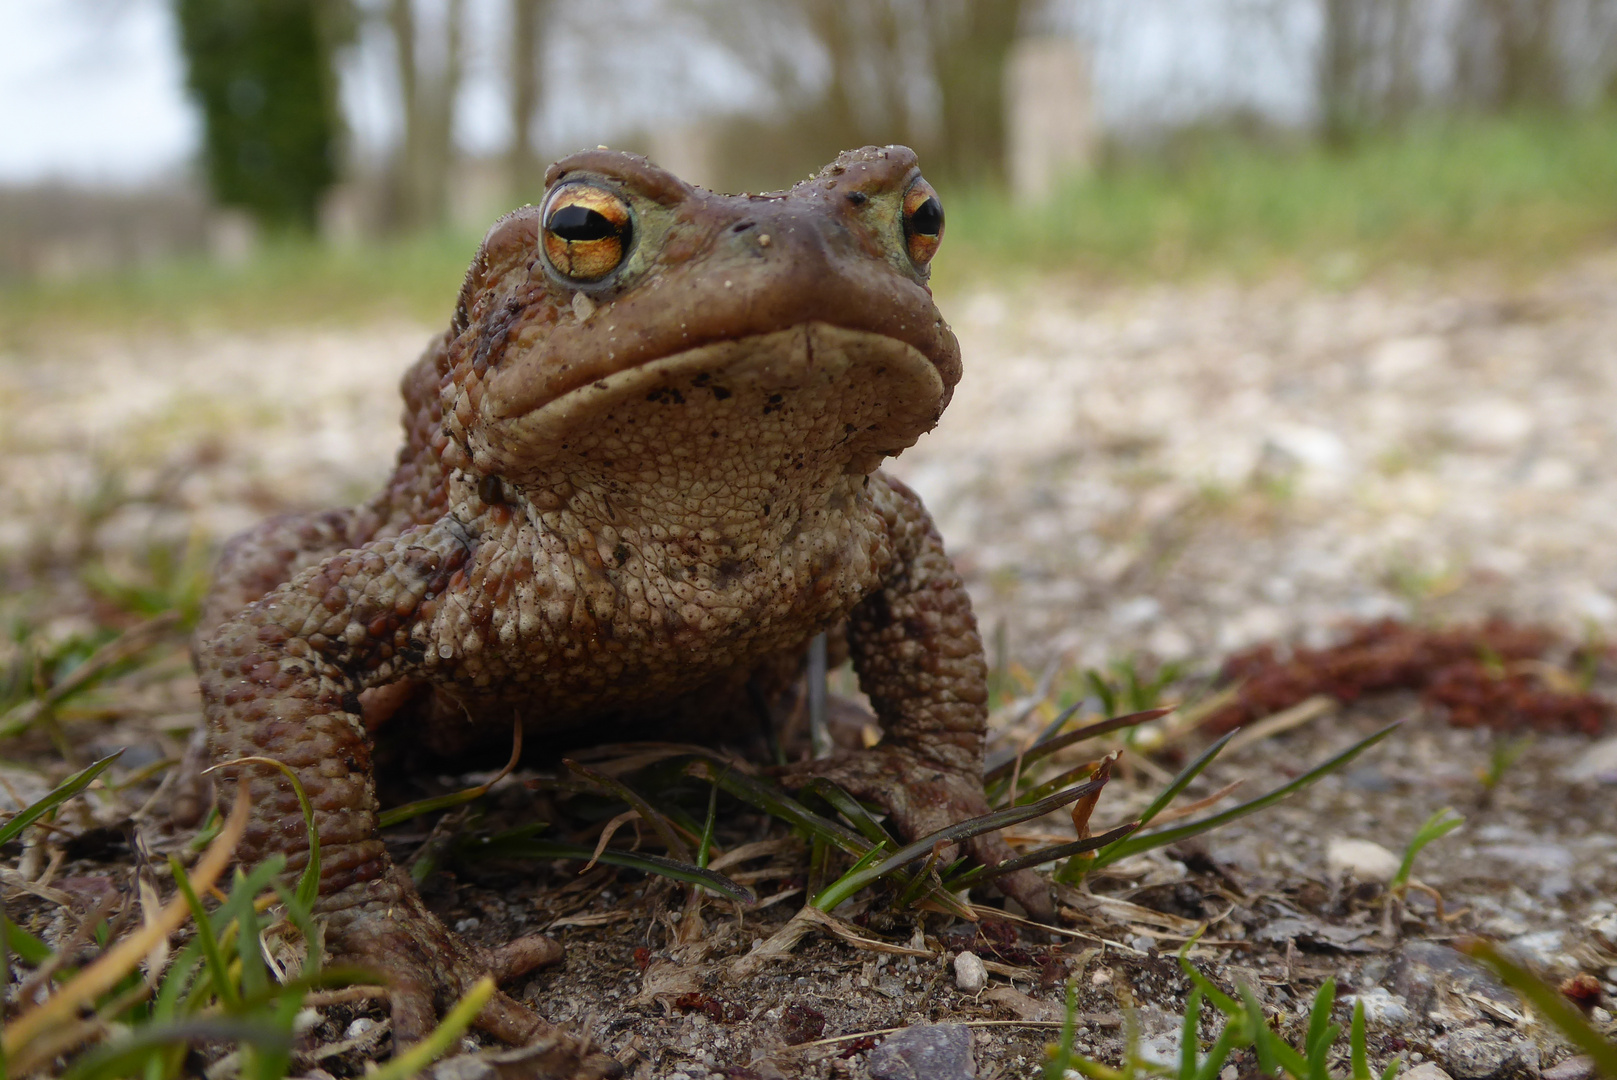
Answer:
471;322;949;484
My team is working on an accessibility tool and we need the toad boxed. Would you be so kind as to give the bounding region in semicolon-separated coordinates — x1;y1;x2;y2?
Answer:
195;145;1050;1068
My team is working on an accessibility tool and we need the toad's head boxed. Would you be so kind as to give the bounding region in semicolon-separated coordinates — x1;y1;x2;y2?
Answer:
437;145;958;498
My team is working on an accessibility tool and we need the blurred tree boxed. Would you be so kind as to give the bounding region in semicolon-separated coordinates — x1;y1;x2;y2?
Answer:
1319;0;1422;144
388;0;466;229
696;0;1027;190
507;0;551;204
1457;0;1563;108
1319;0;1608;140
174;0;350;231
928;0;1026;184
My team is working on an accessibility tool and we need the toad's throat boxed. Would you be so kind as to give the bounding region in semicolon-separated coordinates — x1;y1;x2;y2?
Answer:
471;322;949;494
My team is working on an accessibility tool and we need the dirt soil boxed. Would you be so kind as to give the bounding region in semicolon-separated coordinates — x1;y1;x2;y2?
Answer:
3;253;1617;1079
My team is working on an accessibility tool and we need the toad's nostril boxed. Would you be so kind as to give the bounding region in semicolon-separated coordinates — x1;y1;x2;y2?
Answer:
731;221;755;233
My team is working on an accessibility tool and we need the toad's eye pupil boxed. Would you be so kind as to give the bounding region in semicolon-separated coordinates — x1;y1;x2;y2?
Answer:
909;197;943;236
548;204;616;241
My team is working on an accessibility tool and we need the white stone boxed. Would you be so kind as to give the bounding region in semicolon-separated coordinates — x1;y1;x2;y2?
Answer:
953;950;988;994
1368;336;1448;384
1445;397;1534;450
1138;1030;1182;1069
1400;1063;1454;1080
1263;423;1351;475
1326;838;1401;883
1346;987;1411;1026
1563;737;1617;784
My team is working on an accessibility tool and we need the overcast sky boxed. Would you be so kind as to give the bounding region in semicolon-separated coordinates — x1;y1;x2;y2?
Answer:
0;0;1319;188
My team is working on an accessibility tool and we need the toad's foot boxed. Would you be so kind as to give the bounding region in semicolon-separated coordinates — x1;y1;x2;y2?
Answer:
778;746;1055;921
325;868;623;1077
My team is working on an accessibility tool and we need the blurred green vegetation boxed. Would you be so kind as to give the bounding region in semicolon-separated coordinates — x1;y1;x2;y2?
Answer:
3;110;1614;345
0;230;480;346
935;108;1617;289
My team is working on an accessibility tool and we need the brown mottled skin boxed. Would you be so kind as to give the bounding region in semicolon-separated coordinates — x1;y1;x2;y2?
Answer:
194;145;1050;1068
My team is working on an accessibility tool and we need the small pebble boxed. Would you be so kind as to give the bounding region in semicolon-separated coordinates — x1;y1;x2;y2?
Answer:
1439;1023;1539;1080
1542;1056;1596;1080
954;950;988;994
1401;1064;1455;1080
1345;987;1410;1026
1326;837;1401;883
344;1017;376;1040
868;1024;975;1080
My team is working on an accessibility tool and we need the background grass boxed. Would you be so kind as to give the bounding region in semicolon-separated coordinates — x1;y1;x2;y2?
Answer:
3;109;1615;346
936;108;1617;288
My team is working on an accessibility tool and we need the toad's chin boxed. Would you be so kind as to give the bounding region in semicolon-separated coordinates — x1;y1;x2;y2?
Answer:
468;322;948;486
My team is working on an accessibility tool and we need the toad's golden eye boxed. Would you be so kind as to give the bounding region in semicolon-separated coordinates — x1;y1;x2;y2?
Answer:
541;185;632;281
902;179;944;266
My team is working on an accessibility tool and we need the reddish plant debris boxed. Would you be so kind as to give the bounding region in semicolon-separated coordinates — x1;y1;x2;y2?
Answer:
838;1035;880;1058
941;918;1045;966
632;946;652;971
1039;951;1072;988
779;1002;827;1045
1206;618;1610;736
674;992;745;1024
1559;973;1603;1010
979;919;1019;950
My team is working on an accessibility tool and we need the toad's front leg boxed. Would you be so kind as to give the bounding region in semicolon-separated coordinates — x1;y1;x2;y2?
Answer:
784;475;1055;920
197;518;619;1076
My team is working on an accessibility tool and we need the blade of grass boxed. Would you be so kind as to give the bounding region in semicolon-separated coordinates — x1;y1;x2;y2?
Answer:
468;834;755;905
366;977;494;1080
0;614;179;738
207;755;320;908
4;791;249;1067
1351;999;1371;1080
796;777;896;848
1192;1023;1246;1080
1177;933;1241;1015
893;850;941;909
697;771;721;870
1241;980;1312;1079
60;1018;292;1080
377;719;523;829
951;821;1140;886
0;750;123;846
168;855;239;1010
1391;807;1464;890
1459;938;1617;1078
985;707;1170;786
812;776;1108;911
681;757;869;854
1089;723;1401;871
1306;978;1337;1062
3;914;53;967
1180;989;1204;1079
1014;759;1104;807
565;758;693;862
229;871;270;1004
1126;731;1237;834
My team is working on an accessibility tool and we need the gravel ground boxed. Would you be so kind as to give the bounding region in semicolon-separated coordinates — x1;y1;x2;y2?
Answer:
4;254;1617;1078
